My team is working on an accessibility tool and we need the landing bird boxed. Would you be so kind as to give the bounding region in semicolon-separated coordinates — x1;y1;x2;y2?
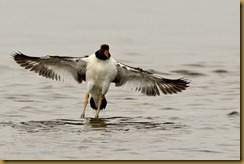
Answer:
13;44;190;118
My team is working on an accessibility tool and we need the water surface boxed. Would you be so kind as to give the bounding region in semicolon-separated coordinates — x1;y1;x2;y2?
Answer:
0;0;240;160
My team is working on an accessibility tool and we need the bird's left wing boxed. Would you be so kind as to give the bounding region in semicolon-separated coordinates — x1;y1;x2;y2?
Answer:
113;63;190;96
13;52;87;84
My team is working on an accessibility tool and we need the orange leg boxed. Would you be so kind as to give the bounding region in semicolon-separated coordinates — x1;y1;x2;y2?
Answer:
94;95;104;118
80;93;89;118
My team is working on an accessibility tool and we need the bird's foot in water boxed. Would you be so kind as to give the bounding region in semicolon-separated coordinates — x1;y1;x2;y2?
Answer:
94;113;99;118
80;113;85;118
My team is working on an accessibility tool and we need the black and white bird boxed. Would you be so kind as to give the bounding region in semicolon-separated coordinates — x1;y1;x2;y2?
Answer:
13;44;190;118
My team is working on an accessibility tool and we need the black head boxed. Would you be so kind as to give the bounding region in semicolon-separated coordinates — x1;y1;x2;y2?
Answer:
95;44;111;60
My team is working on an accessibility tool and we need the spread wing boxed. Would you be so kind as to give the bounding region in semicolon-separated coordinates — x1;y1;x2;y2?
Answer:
13;52;87;84
113;63;190;96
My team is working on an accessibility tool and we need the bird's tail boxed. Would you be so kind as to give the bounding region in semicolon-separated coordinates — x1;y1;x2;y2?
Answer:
90;96;107;110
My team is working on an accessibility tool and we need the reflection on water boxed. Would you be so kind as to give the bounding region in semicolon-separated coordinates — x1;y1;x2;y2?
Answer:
0;117;187;133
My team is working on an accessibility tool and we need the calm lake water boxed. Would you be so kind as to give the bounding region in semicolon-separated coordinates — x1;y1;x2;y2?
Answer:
0;0;240;160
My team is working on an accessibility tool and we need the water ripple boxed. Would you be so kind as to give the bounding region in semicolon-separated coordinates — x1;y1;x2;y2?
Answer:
0;117;187;133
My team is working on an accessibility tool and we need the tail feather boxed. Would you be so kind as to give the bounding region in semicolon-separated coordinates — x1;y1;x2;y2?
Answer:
90;97;107;110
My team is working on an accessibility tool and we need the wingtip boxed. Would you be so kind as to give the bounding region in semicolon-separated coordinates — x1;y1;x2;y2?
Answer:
179;77;191;85
11;51;24;59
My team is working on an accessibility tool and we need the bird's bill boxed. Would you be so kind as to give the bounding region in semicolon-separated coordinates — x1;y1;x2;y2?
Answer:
104;50;109;57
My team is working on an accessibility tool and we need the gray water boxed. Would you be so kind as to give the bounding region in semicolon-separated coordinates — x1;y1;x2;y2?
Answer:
0;0;240;160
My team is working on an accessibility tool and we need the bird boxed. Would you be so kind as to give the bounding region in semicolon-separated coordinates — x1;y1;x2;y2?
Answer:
13;44;190;118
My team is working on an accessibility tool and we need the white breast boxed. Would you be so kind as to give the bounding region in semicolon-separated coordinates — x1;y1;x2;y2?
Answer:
85;54;117;89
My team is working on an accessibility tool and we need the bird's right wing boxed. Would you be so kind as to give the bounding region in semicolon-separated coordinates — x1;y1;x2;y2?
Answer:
13;52;87;84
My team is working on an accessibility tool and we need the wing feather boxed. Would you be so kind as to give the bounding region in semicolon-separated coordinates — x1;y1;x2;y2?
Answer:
13;52;87;84
113;63;190;96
